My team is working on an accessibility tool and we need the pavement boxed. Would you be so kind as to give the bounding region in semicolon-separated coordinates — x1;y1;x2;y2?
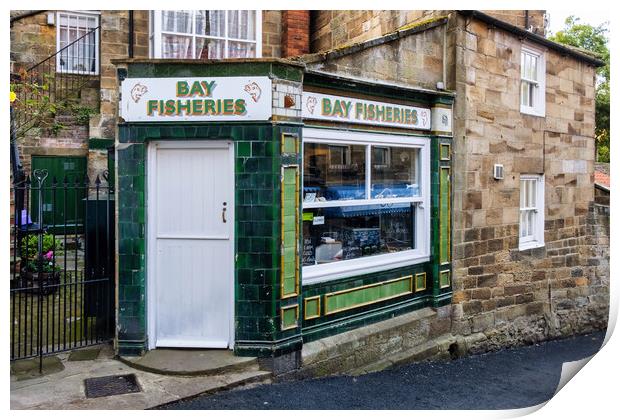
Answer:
160;332;605;410
10;344;271;410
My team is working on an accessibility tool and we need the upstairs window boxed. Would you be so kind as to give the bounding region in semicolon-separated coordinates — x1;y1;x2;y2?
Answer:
56;11;100;75
150;10;262;59
520;45;545;116
519;174;545;250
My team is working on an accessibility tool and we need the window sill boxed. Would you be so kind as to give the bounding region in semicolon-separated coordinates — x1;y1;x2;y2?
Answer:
520;106;545;117
302;250;430;285
518;240;545;251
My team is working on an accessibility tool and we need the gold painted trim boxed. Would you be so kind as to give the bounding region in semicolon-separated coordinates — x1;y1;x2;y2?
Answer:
280;304;299;331
439;269;451;289
323;275;413;316
439;166;451;264
432;103;452;109
440;143;451;161
303;296;321;320
280;164;300;299
415;272;427;292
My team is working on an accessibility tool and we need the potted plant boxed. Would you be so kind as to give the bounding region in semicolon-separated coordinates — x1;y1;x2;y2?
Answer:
19;234;63;294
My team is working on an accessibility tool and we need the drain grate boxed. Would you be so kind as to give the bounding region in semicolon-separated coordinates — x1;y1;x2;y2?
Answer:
84;374;141;398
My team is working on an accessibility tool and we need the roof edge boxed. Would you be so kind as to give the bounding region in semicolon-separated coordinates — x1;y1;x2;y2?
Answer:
458;10;605;67
110;57;306;68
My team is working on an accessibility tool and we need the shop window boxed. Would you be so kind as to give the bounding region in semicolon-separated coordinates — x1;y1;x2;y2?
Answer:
520;45;546;117
56;11;100;75
150;10;262;59
302;129;430;284
519;174;545;250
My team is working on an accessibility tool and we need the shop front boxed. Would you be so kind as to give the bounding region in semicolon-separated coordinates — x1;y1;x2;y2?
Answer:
114;59;453;362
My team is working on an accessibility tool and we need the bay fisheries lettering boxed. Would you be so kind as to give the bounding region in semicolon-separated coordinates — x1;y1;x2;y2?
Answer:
302;91;431;130
120;76;272;122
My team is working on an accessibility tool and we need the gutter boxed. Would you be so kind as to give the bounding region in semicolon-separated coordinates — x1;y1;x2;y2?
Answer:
458;10;605;67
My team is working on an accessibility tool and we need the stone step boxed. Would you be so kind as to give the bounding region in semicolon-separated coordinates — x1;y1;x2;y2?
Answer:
120;349;261;377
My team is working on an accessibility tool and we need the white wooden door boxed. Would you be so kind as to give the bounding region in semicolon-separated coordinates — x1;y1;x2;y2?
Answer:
148;141;234;348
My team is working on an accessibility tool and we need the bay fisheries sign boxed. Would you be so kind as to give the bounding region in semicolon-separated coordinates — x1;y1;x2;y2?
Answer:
120;77;272;122
302;91;431;130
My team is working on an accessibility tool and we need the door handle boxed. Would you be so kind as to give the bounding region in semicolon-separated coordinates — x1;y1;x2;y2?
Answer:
222;202;227;223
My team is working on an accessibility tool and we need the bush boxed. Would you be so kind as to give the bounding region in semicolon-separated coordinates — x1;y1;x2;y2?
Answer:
20;233;63;273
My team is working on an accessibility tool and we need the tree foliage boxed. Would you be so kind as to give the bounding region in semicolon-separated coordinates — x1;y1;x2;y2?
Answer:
549;16;610;162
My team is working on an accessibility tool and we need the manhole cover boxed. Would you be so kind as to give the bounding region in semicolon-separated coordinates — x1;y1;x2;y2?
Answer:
84;374;141;398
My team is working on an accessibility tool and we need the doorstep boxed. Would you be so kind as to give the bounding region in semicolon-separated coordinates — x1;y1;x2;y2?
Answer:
119;348;258;376
11;344;272;410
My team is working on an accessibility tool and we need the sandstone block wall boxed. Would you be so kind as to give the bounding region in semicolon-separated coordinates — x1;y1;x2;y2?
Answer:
307;22;446;92
450;13;607;349
309;10;544;53
263;11;283;58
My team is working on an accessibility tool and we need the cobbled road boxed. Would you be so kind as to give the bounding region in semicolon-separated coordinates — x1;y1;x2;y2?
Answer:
160;332;604;410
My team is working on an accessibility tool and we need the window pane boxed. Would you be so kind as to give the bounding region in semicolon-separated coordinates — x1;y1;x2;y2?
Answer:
520;179;526;208
196;10;225;37
195;38;225;59
302;206;414;266
228;41;256;58
162;34;192;58
162;10;191;33
520;211;526;237
527;210;535;236
227;10;255;40
371;146;420;197
303;143;366;203
57;13;97;74
528;180;536;207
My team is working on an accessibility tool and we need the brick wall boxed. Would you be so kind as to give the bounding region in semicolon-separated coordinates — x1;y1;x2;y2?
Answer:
282;10;310;57
451;14;607;349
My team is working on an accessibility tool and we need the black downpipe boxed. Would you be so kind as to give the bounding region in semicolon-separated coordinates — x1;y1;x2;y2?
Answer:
128;10;134;58
525;10;529;31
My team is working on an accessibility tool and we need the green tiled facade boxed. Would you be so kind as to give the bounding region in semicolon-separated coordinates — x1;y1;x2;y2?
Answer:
115;60;452;358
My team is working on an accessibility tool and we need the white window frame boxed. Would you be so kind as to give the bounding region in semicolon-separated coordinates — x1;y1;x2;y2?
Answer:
302;128;431;284
520;44;546;117
56;11;100;76
150;10;262;59
519;174;545;251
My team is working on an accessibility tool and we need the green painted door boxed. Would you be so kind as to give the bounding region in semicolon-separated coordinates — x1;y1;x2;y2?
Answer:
31;156;87;233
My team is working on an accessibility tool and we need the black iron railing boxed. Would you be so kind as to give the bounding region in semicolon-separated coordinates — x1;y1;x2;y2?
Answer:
10;26;100;139
10;170;115;370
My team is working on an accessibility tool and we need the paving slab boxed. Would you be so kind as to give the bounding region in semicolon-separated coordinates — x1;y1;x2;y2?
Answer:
11;345;272;410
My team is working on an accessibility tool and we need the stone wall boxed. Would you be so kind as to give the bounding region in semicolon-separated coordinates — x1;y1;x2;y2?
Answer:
263;11;283;58
450;14;607;351
309;10;544;52
306;21;447;91
10;12;56;73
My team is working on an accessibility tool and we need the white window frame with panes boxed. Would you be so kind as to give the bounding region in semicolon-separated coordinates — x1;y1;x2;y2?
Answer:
150;10;262;59
519;174;545;250
302;128;431;284
56;11;100;75
520;44;546;117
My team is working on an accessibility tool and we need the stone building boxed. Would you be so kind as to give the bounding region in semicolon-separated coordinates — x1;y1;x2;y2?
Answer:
9;10;609;375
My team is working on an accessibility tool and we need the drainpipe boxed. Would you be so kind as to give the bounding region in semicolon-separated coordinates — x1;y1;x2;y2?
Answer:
128;10;134;58
442;22;447;89
525;10;529;31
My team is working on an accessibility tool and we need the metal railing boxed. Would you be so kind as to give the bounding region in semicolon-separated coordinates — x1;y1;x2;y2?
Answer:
10;170;115;370
10;26;101;139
